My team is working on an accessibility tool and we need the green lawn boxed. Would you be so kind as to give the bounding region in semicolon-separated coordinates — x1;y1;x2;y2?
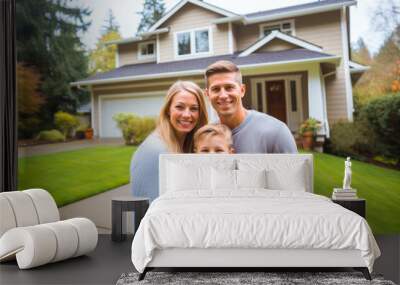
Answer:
19;146;399;234
18;145;136;207
312;152;400;234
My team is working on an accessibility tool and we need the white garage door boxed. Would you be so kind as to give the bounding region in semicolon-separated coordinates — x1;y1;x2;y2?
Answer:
100;93;165;138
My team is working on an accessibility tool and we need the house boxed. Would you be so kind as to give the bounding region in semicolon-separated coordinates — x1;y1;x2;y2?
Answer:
71;0;368;138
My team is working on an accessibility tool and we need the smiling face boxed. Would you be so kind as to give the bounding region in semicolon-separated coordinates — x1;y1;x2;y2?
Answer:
169;91;200;138
206;72;246;118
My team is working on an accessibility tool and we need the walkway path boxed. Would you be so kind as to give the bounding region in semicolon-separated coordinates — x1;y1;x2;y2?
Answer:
19;137;135;234
18;138;124;157
59;183;132;234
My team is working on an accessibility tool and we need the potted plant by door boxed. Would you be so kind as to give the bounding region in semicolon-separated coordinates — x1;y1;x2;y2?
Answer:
75;125;87;140
299;118;321;150
85;128;94;139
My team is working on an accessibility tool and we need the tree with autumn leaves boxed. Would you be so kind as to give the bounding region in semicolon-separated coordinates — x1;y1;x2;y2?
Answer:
17;64;45;138
391;60;400;92
88;9;122;75
352;27;400;106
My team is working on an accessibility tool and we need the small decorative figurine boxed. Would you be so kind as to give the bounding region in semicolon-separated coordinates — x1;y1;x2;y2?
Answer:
342;157;352;190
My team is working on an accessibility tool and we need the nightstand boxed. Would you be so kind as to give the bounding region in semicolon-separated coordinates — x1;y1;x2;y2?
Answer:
332;198;366;218
112;196;149;242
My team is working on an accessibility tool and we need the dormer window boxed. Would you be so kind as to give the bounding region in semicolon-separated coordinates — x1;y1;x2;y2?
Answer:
138;41;156;60
260;20;295;37
175;27;212;58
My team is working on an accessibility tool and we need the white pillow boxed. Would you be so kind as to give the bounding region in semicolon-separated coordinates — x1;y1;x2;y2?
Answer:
167;162;211;191
236;169;267;189
211;168;236;190
237;159;308;192
266;162;307;191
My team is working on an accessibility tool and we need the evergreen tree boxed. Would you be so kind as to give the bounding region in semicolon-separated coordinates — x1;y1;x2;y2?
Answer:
352;38;372;65
137;0;166;34
102;9;119;35
16;0;91;135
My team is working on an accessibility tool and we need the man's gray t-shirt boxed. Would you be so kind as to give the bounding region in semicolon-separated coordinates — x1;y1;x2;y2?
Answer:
232;110;298;153
130;132;168;202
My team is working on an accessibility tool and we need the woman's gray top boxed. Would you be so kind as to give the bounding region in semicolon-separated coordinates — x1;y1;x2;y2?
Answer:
130;132;168;202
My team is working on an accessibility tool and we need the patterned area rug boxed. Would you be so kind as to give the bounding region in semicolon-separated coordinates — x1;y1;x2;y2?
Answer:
116;271;396;285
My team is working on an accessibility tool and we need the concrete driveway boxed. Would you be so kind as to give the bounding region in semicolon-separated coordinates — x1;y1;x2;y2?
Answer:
59;183;132;234
18;138;125;157
19;137;133;234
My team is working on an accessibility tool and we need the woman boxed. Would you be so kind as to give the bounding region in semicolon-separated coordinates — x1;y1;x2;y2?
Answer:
130;81;208;201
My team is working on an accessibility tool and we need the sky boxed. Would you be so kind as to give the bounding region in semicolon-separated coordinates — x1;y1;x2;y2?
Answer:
75;0;385;53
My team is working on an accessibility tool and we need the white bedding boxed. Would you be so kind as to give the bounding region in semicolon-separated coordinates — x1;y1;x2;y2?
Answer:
131;190;380;273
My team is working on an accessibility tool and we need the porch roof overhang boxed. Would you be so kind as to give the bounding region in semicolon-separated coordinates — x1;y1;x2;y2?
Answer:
71;49;341;87
349;60;370;74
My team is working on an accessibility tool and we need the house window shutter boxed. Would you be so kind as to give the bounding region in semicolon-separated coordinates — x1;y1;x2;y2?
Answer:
256;82;263;112
290;80;297;112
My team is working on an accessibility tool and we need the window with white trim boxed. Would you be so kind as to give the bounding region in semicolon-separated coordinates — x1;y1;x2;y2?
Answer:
138;41;155;59
260;20;295;37
175;28;211;57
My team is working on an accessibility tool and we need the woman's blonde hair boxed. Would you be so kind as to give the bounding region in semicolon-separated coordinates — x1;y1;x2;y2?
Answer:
157;81;208;153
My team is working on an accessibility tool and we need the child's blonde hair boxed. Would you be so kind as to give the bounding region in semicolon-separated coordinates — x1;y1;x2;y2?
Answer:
193;123;233;150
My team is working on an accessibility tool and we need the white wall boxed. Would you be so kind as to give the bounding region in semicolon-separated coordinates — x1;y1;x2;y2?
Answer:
99;92;165;138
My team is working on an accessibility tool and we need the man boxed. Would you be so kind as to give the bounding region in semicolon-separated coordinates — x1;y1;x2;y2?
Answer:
204;60;297;153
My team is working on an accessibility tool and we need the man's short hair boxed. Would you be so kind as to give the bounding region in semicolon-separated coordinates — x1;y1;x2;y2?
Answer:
193;123;233;148
204;60;242;87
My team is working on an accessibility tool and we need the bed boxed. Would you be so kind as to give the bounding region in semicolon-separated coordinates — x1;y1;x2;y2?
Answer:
131;154;380;280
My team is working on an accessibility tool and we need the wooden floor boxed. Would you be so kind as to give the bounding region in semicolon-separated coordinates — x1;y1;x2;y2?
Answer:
0;235;398;285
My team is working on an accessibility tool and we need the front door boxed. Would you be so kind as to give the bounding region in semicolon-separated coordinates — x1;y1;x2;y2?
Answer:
265;80;286;123
251;76;303;132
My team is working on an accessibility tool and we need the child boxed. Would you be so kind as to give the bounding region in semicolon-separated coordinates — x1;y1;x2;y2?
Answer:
193;123;234;153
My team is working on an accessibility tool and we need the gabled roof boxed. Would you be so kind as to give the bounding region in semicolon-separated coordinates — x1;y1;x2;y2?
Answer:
212;0;356;25
239;30;323;57
246;0;355;19
71;49;340;86
148;0;238;33
110;0;356;46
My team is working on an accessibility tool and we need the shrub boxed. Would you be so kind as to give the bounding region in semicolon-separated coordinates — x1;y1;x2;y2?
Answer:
113;113;156;145
134;117;157;144
328;120;374;159
358;93;400;164
76;124;89;132
36;129;65;142
54;111;79;138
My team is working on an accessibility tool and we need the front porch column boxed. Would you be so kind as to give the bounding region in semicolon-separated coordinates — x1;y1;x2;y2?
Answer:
307;64;326;135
